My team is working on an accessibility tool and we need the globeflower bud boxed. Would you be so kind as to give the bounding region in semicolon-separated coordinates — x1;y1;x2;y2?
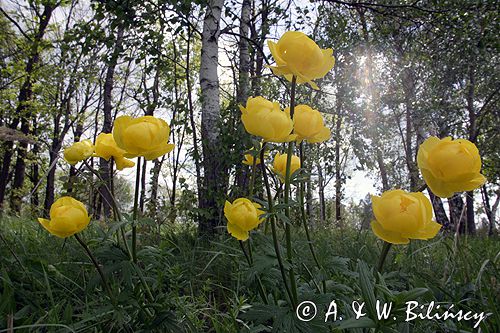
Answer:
286;104;331;143
268;31;335;89
94;133;135;170
224;198;265;241
370;190;441;244
113;115;175;161
63;139;94;165
272;152;301;181
417;137;486;198
240;96;297;143
38;197;91;238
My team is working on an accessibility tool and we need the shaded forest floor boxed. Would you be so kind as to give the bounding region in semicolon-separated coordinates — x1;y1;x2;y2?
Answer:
1;216;499;332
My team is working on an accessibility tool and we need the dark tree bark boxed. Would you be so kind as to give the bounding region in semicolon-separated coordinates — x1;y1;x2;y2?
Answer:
185;27;202;209
334;98;343;226
250;0;269;95
480;185;495;236
464;64;477;234
233;0;252;196
1;4;55;211
449;194;466;234
99;25;125;218
317;160;326;224
428;189;450;230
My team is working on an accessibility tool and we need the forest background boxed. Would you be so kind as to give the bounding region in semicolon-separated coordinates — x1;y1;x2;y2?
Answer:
0;0;499;332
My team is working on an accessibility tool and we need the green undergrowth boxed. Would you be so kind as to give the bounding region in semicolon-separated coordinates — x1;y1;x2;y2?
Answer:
1;216;498;332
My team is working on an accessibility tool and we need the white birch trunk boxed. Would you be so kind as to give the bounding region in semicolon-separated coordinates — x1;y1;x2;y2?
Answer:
199;0;224;234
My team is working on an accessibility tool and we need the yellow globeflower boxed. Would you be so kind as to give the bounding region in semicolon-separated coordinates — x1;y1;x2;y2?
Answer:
286;104;331;143
94;133;135;171
240;96;296;143
113;115;175;161
268;31;335;89
272;152;301;181
417;137;486;198
370;190;441;245
224;198;265;241
38;197;91;238
63;139;94;165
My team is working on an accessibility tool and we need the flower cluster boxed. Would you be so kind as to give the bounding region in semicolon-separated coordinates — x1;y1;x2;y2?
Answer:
371;136;486;244
40;115;174;238
225;31;333;240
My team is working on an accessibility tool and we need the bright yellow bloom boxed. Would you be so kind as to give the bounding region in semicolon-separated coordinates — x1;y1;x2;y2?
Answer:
38;197;91;238
63;139;94;165
417;137;486;198
268;31;335;89
240;96;296;143
113;116;175;161
286;104;331;143
94;133;135;171
272;152;301;181
242;154;261;166
224;198;265;241
370;190;441;245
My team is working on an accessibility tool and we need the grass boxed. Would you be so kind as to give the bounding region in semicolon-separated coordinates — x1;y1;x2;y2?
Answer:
1;216;499;332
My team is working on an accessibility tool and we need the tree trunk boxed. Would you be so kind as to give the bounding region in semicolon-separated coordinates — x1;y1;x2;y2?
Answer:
480;185;495;236
233;0;252;196
3;4;54;211
185;28;202;207
198;0;225;236
449;194;466;234
358;8;389;193
334;107;342;227
463;64;477;234
250;0;269;95
428;190;450;230
317;160;326;224
99;25;125;218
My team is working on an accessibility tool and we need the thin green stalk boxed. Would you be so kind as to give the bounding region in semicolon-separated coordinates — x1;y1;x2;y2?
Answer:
260;144;295;307
132;157;141;263
239;240;268;304
377;241;392;273
283;75;298;305
249;153;258;198
299;142;326;293
74;234;114;304
82;160;132;260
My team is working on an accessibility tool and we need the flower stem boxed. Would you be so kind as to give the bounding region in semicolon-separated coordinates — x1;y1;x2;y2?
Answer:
74;234;114;303
82;161;132;260
239;240;268;304
260;144;295;307
377;241;392;273
283;75;298;306
249;154;257;198
299;142;326;293
132;157;141;263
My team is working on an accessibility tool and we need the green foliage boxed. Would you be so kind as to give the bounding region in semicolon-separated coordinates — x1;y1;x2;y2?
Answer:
2;215;498;332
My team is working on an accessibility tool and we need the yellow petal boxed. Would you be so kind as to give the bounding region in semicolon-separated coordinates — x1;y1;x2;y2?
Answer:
308;126;331;143
405;220;441;240
142;143;175;161
114;157;135;170
371;220;409;245
420;168;455;198
227;222;249;241
112;116;133;151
